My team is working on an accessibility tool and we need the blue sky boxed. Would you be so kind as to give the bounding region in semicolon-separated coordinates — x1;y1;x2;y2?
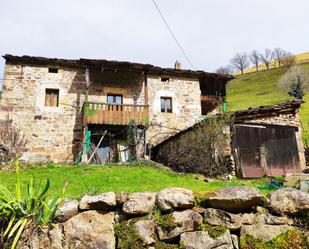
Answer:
1;0;309;88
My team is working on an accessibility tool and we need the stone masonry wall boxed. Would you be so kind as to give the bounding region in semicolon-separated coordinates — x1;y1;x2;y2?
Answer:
17;186;309;249
147;75;202;146
0;63;203;162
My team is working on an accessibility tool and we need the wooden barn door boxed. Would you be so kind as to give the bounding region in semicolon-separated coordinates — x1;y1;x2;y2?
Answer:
233;124;301;178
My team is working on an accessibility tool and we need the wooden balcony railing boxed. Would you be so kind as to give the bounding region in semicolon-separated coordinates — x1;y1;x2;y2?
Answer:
83;102;149;126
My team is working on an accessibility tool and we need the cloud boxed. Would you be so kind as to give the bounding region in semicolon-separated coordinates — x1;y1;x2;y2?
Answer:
1;0;309;89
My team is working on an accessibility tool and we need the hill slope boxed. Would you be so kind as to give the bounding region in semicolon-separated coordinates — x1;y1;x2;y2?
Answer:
235;52;309;75
227;66;309;142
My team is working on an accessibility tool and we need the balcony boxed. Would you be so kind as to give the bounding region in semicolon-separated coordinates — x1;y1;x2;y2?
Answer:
83;102;149;126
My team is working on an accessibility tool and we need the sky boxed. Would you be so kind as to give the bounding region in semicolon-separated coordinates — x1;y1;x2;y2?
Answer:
1;0;309;87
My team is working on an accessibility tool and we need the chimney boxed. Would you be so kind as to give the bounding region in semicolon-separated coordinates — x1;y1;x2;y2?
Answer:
174;60;182;70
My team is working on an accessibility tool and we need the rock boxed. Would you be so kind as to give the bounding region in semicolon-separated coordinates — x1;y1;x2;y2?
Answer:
207;186;266;212
157;209;203;241
231;234;239;249
135;220;156;246
204;208;242;231
284;173;309;187
269;187;309;215
79;192;116;210
116;192;128;206
157;187;195;211
241;213;292;226
22;225;63;249
240;224;292;242
54;199;79;222
122;192;156;215
63;211;115;249
180;230;233;249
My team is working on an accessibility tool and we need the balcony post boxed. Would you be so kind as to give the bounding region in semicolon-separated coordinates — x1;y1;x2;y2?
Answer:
144;70;148;106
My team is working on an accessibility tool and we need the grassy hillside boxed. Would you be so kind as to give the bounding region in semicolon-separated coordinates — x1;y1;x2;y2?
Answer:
235;52;309;75
227;66;309;142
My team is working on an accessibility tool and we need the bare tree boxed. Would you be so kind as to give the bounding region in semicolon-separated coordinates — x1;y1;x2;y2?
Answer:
216;66;233;75
259;49;273;70
272;48;285;68
230;53;250;75
277;66;309;99
281;52;296;67
249;50;260;72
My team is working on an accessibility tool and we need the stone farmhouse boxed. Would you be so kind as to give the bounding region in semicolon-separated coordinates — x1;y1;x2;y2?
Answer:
0;54;232;163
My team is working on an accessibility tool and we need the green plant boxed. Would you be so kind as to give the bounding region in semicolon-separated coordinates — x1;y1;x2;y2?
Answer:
197;222;227;239
114;222;144;249
127;120;138;161
155;211;179;232
0;160;67;249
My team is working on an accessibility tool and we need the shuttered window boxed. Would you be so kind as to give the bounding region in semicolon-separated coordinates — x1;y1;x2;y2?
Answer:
45;89;59;107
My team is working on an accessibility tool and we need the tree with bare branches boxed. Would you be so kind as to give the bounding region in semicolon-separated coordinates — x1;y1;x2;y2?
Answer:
259;49;273;70
272;48;287;68
230;53;250;75
216;66;233;75
281;52;296;67
249;50;260;72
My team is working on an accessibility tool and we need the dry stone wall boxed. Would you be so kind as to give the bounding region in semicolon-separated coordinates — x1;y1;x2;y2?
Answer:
18;186;309;249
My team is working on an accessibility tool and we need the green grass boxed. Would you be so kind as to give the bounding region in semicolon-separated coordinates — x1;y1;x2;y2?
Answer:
227;66;309;142
0;164;271;199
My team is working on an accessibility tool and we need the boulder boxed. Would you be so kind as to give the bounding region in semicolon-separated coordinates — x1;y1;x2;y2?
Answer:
180;230;233;249
63;211;115;249
21;226;63;249
134;220;156;246
240;224;292;242
122;192;156;215
79;192;116;210
157;209;203;241
284;173;309;187
241;213;292;226
116;192;128;206
54;199;79;222
270;188;309;215
207;186;266;212
157;187;195;211
204;208;242;230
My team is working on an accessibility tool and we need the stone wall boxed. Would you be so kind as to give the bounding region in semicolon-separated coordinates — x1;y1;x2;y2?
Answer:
147;76;201;146
0;63;203;162
17;186;309;249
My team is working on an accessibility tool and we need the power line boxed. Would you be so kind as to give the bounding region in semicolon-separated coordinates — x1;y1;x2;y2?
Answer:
151;0;196;69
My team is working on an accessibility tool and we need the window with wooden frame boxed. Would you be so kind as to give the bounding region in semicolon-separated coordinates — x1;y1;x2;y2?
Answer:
107;94;123;111
160;97;172;113
45;89;59;107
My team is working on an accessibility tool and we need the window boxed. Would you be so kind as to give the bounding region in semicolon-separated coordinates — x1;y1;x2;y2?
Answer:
107;94;123;111
107;94;123;105
160;97;172;113
161;77;170;82
45;89;59;107
48;68;58;73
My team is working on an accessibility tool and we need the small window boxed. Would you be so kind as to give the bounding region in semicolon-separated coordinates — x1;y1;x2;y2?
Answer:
161;77;170;82
45;89;59;107
160;97;172;113
48;68;58;73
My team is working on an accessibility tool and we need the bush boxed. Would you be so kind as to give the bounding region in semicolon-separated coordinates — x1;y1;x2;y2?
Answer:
0;161;67;249
277;66;309;99
0;117;28;164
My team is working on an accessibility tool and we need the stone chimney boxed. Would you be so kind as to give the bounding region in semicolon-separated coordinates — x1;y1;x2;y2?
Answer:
174;60;182;70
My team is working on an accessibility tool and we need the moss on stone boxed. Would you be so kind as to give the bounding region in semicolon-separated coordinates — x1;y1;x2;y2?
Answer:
114;222;144;249
194;191;214;207
197;222;227;239
155;212;180;232
240;230;309;249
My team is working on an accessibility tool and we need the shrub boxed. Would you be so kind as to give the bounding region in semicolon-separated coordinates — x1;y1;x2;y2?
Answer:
114;222;144;249
0;161;67;249
277;66;309;99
